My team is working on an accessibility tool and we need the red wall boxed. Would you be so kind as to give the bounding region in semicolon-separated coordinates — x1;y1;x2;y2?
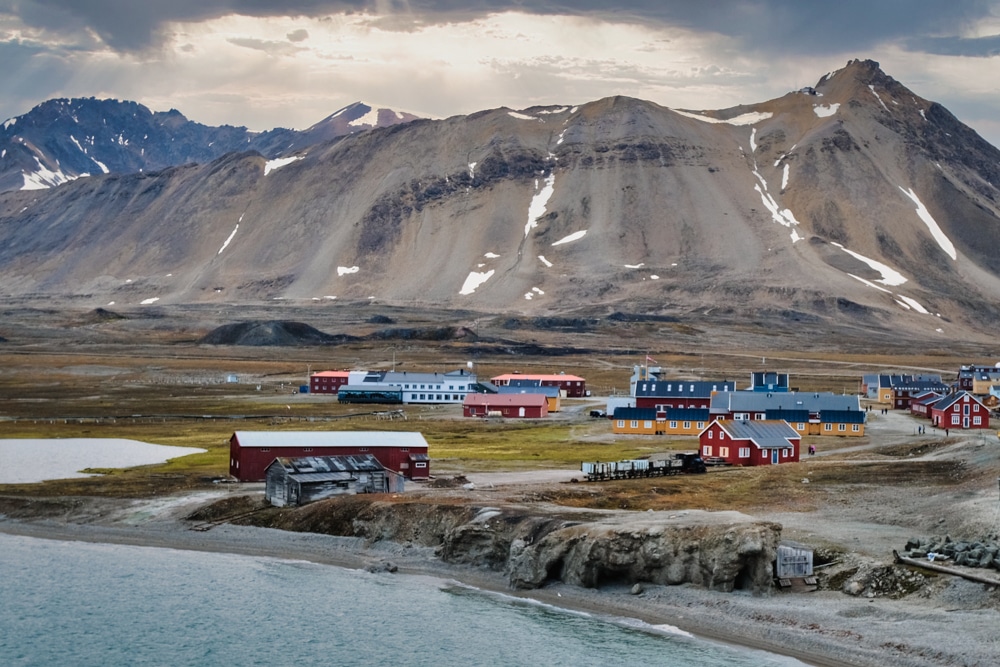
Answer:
230;436;429;481
635;397;711;409
929;397;991;430
697;422;800;466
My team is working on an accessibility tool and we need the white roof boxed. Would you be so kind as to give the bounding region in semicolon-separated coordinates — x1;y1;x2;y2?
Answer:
233;431;428;449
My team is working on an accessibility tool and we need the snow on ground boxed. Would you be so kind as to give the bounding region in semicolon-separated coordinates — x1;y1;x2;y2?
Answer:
524;287;545;300
217;218;241;255
898;187;956;260
813;103;840;117
624;263;645;269
525;173;555;237
459;270;494;295
552;230;587;246
781;164;790;190
337;266;360;276
896;295;930;313
671;109;773;126
91;157;109;173
537;107;570;115
484;252;500;259
849;274;892;293
649;275;660;280
349;108;380;127
468;162;477;179
0;439;206;484
833;242;907;286
752;167;801;239
140;297;159;305
749;128;757;152
21;157;75;190
869;85;890;112
264;156;303;175
508;111;538;121
538;255;553;267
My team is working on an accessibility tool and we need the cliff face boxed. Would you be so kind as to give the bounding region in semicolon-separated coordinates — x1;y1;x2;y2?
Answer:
240;499;782;594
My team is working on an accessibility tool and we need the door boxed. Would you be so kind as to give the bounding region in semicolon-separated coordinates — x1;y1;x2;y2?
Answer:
963;416;969;428
519;407;525;417
771;449;779;464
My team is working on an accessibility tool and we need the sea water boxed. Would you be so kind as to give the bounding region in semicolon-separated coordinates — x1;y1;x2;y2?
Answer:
0;533;804;666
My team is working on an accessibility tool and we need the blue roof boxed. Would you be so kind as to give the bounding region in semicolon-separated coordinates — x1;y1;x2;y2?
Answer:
635;380;735;398
613;407;658;420
716;420;800;449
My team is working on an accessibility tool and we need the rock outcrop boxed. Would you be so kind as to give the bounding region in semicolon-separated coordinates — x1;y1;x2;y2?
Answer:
236;499;782;594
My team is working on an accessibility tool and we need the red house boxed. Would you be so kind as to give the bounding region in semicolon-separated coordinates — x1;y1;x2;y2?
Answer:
698;419;801;466
463;393;548;418
310;371;351;394
928;392;991;430
229;431;430;482
491;373;587;397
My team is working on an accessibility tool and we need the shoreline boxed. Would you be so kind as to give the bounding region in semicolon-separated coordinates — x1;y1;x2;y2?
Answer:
4;511;986;667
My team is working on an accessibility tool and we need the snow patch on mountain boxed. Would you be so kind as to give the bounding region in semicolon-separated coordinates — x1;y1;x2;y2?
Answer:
869;85;890;112
337;266;360;276
264;156;302;175
849;274;892;293
460;270;494;295
508;111;538;121
525;173;555;237
349;108;380;127
552;230;587;246
896;295;929;313
21;157;75;190
217;223;239;255
538;255;553;267
672;109;773;126
833;243;907;286
898;187;956;260
813;103;840;117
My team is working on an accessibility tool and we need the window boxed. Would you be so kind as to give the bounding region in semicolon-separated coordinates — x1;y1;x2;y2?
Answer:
697;422;705;429
415;462;427;468
260;448;270;452
824;423;832;431
719;447;729;458
797;423;805;431
359;447;369;452
708;430;714;439
669;421;678;429
617;420;625;428
303;448;313;452
951;415;960;425
644;421;653;429
739;447;750;458
852;424;860;432
702;446;712;457
719;431;725;440
838;424;846;431
783;448;789;458
974;416;982;425
400;448;409;452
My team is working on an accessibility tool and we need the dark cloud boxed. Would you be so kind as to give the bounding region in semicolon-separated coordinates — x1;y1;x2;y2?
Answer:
907;33;1000;57
6;1;999;54
286;28;309;42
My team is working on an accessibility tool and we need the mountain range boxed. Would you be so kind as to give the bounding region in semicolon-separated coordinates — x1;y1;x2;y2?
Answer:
1;59;998;342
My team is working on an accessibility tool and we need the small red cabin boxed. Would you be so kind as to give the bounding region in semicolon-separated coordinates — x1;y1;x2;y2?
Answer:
310;371;351;394
463;393;548;418
490;373;587;397
698;419;801;466
229;431;430;481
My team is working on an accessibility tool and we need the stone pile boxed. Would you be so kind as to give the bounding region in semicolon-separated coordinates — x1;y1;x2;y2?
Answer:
904;535;1000;570
842;564;927;599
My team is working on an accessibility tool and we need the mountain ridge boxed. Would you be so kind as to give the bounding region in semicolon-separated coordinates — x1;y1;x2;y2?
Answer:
1;60;999;343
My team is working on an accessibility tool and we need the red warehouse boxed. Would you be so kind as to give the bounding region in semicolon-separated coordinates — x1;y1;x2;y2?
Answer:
229;431;430;482
928;391;992;430
491;373;587;397
463;393;548;418
698;419;801;466
310;371;351;394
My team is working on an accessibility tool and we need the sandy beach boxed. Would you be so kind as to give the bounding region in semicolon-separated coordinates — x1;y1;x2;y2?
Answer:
2;489;998;667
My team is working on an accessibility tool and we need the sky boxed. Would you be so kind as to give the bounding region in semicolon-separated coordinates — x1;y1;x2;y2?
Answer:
1;1;999;147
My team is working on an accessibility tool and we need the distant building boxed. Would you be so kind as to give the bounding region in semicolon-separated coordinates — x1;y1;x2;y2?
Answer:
491;373;587;397
310;370;352;394
872;373;945;402
889;380;950;410
463;393;548;419
265;454;402;507
709;391;865;436
634;379;736;410
927;391;992;430
495;383;562;412
229;431;430;482
337;369;477;404
698;419;801;466
748;371;789;392
611;407;710;436
958;364;999;391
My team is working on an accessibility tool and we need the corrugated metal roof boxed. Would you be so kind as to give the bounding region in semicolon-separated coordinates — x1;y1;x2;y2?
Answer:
717;420;800;449
613;407;659;420
272;454;385;475
235;431;429;449
496;385;560;397
492;373;585;382
286;471;356;483
635;380;734;398
383;369;476;384
710;391;860;413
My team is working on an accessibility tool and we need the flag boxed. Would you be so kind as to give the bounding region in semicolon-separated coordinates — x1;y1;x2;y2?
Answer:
646;355;657;364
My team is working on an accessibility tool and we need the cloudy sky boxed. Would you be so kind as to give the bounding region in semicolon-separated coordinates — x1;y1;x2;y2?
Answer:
2;1;1000;146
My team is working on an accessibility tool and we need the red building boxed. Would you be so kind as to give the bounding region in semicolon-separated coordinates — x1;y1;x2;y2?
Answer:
698;419;801;466
463;393;548;418
310;371;351;394
927;392;992;430
491;373;587;397
229;431;430;481
634;379;736;410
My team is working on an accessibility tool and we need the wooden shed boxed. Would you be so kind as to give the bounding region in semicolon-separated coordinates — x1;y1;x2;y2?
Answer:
463;393;548;418
264;454;401;507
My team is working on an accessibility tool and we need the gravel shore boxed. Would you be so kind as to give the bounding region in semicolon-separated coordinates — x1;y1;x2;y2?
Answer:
3;490;999;667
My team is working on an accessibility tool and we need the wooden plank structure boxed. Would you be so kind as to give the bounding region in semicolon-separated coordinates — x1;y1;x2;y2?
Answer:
265;454;400;507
